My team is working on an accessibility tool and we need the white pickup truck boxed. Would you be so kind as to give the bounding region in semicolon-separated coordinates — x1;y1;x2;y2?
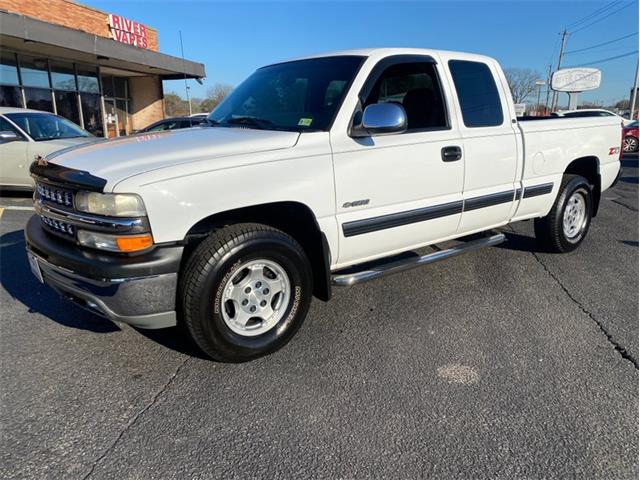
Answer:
26;48;623;362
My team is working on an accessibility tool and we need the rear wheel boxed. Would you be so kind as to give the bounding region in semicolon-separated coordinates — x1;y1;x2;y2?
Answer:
623;136;638;153
180;223;312;362
534;175;592;253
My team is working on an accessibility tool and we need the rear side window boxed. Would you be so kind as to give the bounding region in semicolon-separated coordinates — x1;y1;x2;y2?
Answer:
449;60;503;127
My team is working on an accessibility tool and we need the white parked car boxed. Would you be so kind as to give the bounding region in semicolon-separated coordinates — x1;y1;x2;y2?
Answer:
0;107;96;190
552;108;633;125
25;48;623;362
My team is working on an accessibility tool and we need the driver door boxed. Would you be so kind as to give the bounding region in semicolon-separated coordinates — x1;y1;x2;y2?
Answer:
331;56;464;267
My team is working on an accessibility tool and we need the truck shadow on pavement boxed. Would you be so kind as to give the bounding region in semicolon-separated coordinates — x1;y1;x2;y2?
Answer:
1;229;209;358
1;229;119;333
496;229;547;254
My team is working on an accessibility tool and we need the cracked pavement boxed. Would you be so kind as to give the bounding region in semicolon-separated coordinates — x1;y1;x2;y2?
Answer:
1;154;637;479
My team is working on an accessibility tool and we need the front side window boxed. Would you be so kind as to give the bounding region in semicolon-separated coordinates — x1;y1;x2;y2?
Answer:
363;62;448;131
209;56;364;132
5;112;91;141
0;116;23;137
449;60;503;127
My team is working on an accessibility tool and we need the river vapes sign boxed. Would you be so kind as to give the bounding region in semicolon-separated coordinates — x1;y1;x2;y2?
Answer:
108;14;149;49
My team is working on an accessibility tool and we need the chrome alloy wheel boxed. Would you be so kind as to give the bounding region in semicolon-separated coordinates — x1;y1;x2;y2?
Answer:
563;192;587;240
220;259;291;337
623;136;638;153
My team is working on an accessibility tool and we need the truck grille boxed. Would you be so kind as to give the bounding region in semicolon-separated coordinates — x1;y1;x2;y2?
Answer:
36;182;73;208
40;213;75;238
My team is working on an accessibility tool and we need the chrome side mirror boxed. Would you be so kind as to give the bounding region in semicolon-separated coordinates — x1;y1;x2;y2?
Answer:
0;130;20;143
351;103;407;137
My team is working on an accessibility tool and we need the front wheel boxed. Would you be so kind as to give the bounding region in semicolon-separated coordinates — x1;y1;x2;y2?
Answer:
534;175;593;253
180;223;312;362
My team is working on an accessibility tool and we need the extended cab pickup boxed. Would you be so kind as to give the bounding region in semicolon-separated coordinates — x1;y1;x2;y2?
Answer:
25;48;623;361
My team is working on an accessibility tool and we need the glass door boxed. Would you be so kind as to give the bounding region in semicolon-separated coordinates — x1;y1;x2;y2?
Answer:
104;99;118;138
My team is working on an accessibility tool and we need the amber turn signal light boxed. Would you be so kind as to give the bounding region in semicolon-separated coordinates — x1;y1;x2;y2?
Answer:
115;234;154;252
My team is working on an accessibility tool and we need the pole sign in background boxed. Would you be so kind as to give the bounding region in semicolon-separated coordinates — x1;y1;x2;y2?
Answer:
108;14;148;49
551;68;601;92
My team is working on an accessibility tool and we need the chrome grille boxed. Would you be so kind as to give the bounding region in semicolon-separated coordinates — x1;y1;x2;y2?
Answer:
36;183;73;207
40;214;75;237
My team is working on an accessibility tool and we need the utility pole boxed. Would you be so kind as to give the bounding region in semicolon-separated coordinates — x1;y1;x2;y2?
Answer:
551;29;569;111
630;59;639;119
179;30;193;116
544;64;553;115
535;80;545;115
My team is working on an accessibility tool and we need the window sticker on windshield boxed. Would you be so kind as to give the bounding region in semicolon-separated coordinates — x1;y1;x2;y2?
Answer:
298;118;313;127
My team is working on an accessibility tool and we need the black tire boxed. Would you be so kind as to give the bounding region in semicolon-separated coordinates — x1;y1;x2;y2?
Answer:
180;223;312;362
534;174;593;253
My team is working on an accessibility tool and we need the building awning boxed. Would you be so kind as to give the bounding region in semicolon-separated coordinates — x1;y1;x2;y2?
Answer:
0;10;205;79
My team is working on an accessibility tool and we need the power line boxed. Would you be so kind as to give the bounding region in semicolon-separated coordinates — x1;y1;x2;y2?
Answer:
565;32;638;54
571;2;635;34
566;0;621;29
565;50;639;67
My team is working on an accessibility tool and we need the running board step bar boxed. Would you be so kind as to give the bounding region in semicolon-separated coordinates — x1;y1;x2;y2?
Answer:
331;232;506;287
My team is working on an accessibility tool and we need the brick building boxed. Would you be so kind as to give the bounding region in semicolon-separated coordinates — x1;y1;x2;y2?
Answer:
0;0;205;137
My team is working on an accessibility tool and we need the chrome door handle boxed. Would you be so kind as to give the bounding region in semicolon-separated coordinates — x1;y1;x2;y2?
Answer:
441;146;462;162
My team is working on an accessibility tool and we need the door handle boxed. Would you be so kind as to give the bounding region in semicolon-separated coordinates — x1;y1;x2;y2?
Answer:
441;146;462;162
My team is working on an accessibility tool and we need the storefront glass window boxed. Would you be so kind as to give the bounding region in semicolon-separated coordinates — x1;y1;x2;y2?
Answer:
101;75;114;97
0;52;19;85
0;86;22;107
24;87;53;112
116;99;129;136
19;56;50;88
114;77;128;98
80;93;103;136
77;66;100;93
50;60;77;91
55;91;81;125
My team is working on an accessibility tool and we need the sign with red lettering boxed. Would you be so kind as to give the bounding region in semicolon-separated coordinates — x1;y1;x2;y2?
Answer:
108;14;148;49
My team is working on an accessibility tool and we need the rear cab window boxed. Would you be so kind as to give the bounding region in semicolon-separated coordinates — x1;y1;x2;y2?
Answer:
448;60;504;128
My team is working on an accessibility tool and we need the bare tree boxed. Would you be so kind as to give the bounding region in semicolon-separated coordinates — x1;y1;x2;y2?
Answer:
504;68;541;104
199;84;234;113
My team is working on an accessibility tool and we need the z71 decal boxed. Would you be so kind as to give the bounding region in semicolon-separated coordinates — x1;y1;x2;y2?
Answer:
609;146;620;156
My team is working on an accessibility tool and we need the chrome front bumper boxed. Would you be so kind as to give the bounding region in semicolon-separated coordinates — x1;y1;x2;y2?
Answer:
27;250;178;329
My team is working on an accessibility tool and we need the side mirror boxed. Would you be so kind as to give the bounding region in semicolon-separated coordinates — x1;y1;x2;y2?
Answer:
0;130;21;143
351;103;407;138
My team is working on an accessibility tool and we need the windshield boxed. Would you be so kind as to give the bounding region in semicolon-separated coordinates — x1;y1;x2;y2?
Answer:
5;112;92;141
208;56;365;132
627;120;638;128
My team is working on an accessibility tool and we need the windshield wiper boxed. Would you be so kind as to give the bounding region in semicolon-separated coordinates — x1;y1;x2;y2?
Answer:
223;116;275;130
203;118;220;127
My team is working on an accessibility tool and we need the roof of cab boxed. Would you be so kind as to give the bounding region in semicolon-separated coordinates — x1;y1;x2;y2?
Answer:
268;47;497;66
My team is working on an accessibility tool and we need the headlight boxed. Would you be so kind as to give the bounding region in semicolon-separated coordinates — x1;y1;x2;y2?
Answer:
77;230;153;253
75;192;146;217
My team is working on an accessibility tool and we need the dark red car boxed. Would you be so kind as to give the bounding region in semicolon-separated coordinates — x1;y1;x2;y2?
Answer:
623;120;638;153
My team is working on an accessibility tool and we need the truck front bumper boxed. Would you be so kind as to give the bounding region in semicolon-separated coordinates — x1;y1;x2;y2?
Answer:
24;215;183;329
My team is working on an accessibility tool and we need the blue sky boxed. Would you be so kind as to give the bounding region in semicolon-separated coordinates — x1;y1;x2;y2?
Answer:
87;0;639;106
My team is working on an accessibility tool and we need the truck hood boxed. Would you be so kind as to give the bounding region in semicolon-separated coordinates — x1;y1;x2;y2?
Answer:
46;127;300;190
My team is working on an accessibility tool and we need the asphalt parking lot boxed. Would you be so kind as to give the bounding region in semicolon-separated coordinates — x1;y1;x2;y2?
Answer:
1;154;638;479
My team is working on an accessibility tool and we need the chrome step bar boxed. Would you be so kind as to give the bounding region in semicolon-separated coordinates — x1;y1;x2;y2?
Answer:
331;232;506;287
